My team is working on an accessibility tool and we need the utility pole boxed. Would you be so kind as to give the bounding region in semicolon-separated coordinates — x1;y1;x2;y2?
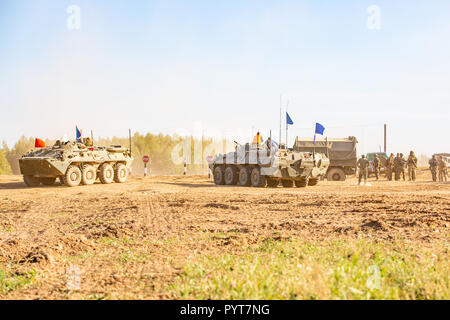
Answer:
384;124;387;153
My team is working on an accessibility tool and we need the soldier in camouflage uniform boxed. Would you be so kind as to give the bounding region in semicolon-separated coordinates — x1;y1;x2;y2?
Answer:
357;155;370;185
399;153;407;181
386;153;394;181
373;155;381;180
445;159;449;181
438;156;448;182
444;159;449;181
407;151;418;181
393;153;402;181
429;155;438;182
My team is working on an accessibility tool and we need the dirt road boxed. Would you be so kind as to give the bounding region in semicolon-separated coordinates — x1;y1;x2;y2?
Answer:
0;171;448;299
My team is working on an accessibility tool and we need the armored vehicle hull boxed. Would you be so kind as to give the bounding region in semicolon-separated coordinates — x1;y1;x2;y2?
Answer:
19;141;133;187
208;142;329;188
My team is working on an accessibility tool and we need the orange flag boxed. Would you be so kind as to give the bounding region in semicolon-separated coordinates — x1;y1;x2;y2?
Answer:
35;138;46;148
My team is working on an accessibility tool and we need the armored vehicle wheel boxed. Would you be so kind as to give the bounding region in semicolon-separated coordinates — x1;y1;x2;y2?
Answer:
267;178;279;188
251;167;267;188
23;175;41;187
82;165;97;185
327;168;346;181
40;177;56;186
99;163;115;184
281;180;294;188
213;166;225;185
63;165;82;187
224;166;238;185
114;163;128;183
295;178;308;188
308;178;319;186
238;167;251;186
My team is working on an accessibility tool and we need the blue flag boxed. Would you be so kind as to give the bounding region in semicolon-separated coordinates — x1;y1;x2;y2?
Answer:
76;126;82;141
286;112;294;125
315;123;325;135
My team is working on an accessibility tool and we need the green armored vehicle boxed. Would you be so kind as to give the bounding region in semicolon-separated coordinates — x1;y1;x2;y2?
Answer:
19;140;133;187
209;140;330;188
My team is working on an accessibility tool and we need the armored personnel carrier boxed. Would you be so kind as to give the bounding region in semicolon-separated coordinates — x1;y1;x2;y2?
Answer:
19;140;133;187
208;140;329;188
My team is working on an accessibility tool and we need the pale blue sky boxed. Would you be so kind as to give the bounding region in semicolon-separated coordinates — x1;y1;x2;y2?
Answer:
1;0;449;155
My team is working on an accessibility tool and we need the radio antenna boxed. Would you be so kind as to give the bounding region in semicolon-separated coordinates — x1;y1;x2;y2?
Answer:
129;128;132;156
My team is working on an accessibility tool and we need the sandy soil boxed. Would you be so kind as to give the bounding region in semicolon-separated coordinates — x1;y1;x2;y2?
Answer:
0;170;448;299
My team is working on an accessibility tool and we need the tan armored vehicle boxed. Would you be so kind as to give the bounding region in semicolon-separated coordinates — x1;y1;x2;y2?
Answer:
294;136;358;181
19;140;133;187
209;140;330;188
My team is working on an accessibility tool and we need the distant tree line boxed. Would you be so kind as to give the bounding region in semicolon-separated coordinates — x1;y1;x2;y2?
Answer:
0;133;230;176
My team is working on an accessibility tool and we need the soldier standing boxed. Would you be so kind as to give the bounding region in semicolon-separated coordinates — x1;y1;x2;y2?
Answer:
373;155;381;180
407;151;418;181
357;155;370;185
393;153;401;181
399;153;407;181
429;155;438;182
445;159;449;181
438;156;448;182
386;153;394;181
444;160;449;181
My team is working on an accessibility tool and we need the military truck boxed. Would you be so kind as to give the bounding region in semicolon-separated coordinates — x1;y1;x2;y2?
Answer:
19;140;133;187
293;136;358;181
208;140;330;188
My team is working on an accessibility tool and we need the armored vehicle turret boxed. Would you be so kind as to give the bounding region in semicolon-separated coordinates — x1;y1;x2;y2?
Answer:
19;140;133;187
208;140;329;188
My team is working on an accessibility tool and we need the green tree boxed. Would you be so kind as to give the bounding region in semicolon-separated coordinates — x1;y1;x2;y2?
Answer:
0;149;12;174
5;136;34;174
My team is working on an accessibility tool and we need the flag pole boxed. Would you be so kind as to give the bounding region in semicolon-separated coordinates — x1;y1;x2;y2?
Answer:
313;131;316;160
286;100;289;149
279;95;282;148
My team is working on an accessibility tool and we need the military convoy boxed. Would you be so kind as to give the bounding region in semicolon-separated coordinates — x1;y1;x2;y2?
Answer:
19;140;133;187
208;140;330;188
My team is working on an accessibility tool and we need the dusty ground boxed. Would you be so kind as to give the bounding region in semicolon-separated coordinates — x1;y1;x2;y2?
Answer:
0;170;448;299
